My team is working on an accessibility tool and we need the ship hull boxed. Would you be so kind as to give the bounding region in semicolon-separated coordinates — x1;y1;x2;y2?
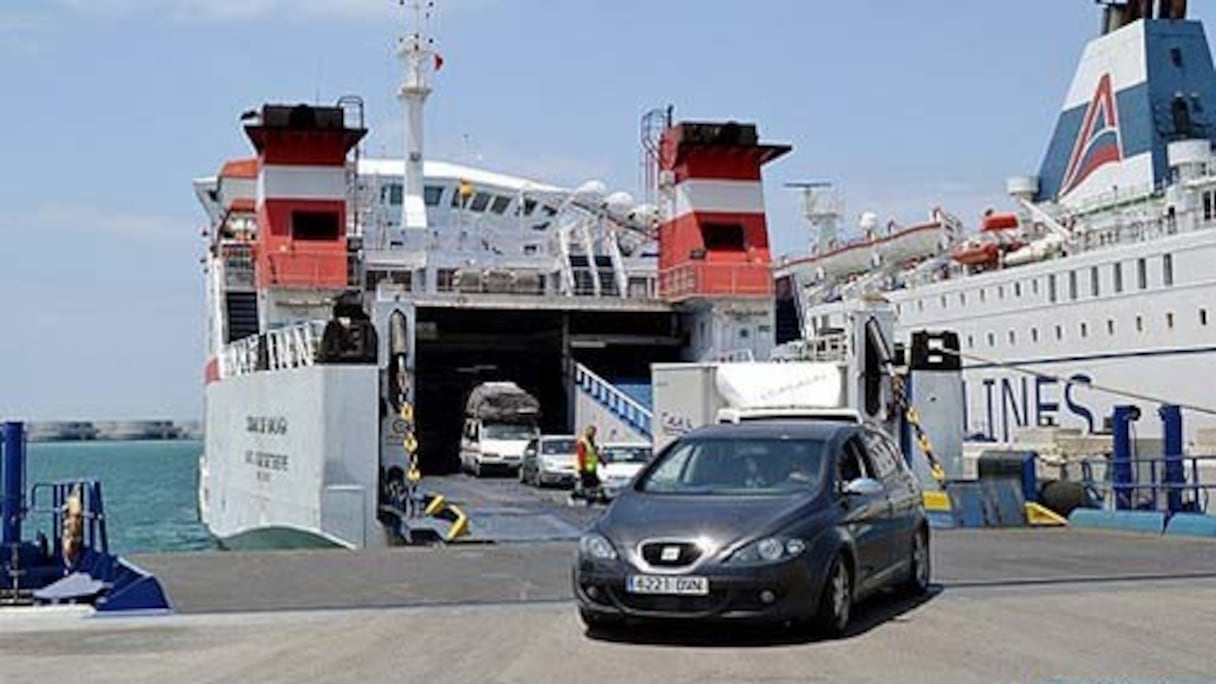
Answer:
201;365;384;550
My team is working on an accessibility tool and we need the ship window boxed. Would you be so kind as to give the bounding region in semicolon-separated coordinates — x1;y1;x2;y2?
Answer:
700;223;747;251
959;292;966;306
520;199;538;216
1107;319;1115;336
490;196;512;215
998;285;1005;300
1113;262;1124;293
979;289;986;303
1049;275;1057;303
1055;325;1063;341
1205;192;1215;221
987;332;995;347
424;185;444;207
1032;279;1040;296
470;192;493;212
452;187;469;208
1137;258;1148;290
437;268;457;291
917;300;924;313
940;295;948;309
1091;266;1100;297
1202;309;1209;326
291;211;339;241
1031;327;1039;343
384;183;404;206
1163;254;1174;286
1080;322;1088;338
1136;315;1144;333
1167;312;1175;330
1069;271;1078;300
1171;48;1184;68
1008;330;1016;345
1015;282;1022;298
967;335;974;349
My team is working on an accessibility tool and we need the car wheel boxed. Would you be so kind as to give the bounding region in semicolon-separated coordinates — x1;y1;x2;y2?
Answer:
902;527;931;595
812;554;852;638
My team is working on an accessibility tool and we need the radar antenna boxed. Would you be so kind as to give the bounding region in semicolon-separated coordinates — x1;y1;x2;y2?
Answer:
786;181;843;254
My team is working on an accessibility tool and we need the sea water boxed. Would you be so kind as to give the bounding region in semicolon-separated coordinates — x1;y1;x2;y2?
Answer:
22;441;213;555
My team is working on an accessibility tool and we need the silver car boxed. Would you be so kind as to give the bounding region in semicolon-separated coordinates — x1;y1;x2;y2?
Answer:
598;443;653;499
520;435;578;487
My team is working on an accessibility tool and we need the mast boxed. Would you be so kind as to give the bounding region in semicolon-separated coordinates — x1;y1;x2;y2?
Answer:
398;0;438;230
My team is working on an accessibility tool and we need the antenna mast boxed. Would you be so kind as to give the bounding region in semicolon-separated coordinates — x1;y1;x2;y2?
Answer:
399;0;438;231
786;182;843;254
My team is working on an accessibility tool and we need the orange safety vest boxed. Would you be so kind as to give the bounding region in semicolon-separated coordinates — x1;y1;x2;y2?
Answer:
577;436;600;474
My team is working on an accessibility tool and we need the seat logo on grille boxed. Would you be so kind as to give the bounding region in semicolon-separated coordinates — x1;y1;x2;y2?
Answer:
661;546;680;562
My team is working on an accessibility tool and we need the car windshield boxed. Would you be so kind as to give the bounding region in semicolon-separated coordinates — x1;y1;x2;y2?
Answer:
638;438;826;496
541;439;576;455
602;446;651;464
483;423;539;440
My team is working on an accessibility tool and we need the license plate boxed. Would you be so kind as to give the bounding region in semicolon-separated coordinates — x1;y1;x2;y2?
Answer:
626;575;709;596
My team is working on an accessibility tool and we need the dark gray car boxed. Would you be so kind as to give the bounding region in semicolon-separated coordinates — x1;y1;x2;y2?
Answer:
573;420;929;636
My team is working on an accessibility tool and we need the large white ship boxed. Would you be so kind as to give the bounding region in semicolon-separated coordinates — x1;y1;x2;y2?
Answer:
192;3;790;549
777;0;1216;446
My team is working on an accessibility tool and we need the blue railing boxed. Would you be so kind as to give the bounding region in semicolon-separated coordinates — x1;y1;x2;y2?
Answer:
29;480;110;559
574;364;653;440
1077;454;1215;515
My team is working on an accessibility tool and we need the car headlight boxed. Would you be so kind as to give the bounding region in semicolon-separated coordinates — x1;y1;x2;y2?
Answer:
578;533;618;561
728;537;806;564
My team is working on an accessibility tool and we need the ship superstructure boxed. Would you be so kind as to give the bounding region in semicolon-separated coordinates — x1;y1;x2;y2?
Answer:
778;0;1216;444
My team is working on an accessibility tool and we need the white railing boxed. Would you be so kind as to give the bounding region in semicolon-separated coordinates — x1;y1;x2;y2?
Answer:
220;321;327;379
574;363;653;440
714;349;756;363
772;331;850;363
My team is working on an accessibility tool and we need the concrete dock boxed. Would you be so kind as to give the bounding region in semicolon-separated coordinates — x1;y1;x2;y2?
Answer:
0;528;1211;683
2;475;1215;682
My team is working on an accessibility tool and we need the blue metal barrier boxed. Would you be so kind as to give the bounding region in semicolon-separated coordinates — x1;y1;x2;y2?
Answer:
3;422;24;550
1160;405;1185;513
1;422;170;613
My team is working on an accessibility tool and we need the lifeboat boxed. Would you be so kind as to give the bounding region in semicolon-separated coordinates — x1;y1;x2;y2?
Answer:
982;212;1019;232
951;241;1000;266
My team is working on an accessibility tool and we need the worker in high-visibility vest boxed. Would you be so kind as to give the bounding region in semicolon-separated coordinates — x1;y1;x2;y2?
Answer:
572;425;601;506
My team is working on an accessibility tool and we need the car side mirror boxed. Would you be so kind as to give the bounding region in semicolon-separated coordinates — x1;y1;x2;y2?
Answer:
843;478;884;497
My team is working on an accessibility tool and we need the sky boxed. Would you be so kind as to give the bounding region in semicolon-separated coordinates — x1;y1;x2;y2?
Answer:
1;0;1212;421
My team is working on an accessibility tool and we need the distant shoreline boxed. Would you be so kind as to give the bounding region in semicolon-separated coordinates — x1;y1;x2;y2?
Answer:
22;420;203;443
27;436;204;444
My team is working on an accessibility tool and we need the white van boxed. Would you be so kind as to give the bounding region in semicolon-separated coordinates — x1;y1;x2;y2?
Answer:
460;417;540;477
460;382;542;477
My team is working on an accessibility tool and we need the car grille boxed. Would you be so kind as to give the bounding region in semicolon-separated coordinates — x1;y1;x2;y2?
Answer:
640;541;702;568
609;589;728;615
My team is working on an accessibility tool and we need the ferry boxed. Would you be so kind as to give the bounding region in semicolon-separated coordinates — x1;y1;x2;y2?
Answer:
192;2;787;549
776;0;1216;446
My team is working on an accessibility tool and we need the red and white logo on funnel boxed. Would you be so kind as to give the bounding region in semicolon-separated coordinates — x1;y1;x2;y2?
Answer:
1062;74;1124;196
